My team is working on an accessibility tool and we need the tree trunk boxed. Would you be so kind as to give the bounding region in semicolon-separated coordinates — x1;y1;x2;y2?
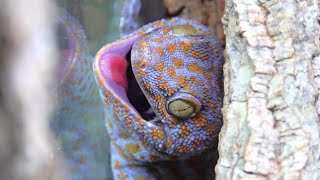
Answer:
216;0;320;179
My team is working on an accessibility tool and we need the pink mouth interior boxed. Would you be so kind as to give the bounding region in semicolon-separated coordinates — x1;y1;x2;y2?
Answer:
97;38;136;104
103;55;128;90
97;36;157;121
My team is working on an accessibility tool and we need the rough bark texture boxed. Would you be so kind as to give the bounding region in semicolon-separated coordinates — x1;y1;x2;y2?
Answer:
0;1;63;179
216;0;320;179
163;0;225;46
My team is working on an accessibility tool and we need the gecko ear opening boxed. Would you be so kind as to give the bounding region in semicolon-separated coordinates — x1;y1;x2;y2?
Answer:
125;50;156;121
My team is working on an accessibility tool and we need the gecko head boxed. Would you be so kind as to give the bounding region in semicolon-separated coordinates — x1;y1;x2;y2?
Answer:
94;20;224;157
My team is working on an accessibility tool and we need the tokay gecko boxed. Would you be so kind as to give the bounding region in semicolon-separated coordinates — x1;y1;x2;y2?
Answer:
93;18;224;180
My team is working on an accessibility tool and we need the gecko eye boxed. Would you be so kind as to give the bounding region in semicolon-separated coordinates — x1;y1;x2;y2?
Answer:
166;93;201;119
172;24;199;35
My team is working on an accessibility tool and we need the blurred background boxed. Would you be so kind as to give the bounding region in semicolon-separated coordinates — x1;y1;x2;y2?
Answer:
0;0;224;179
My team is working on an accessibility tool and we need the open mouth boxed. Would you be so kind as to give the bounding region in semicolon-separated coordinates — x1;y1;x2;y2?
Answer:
95;36;158;123
125;51;156;121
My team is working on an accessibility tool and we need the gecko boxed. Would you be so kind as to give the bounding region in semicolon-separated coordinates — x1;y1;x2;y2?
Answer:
52;8;109;179
93;18;224;180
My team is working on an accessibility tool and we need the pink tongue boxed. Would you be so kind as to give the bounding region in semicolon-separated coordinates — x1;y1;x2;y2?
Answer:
105;55;128;90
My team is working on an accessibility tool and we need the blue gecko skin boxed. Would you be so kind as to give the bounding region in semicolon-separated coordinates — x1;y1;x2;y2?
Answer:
94;18;223;180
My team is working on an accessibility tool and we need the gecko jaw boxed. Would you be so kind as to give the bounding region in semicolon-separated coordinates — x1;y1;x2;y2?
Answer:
94;41;158;123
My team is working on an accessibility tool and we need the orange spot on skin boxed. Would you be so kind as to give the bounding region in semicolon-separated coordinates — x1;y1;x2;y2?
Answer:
179;125;190;138
123;104;131;115
113;103;119;113
138;69;147;77
136;115;144;123
124;118;134;128
104;95;111;104
142;81;151;91
200;53;209;61
166;44;176;54
113;113;119;120
175;145;189;153
157;81;169;89
192;114;207;127
179;41;192;55
118;173;127;180
114;97;121;104
168;118;179;128
150;129;164;139
163;27;171;33
154;95;166;116
137;31;144;36
167;66;176;78
154;61;165;71
187;63;206;74
155;47;164;55
192;138;203;148
167;88;175;96
206;123;216;136
177;76;187;86
182;83;190;90
137;40;147;49
158;106;167;117
153;38;164;43
114;160;121;169
172;57;183;68
119;133;129;139
165;137;173;148
125;144;140;153
191;50;200;59
153;21;164;27
190;77;198;84
137;59;148;68
115;145;129;160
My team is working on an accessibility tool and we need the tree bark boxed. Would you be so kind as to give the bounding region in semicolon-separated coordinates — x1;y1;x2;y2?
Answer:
163;0;225;46
216;0;320;179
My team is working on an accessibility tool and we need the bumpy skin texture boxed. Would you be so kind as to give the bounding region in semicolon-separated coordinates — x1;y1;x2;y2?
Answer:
52;9;109;179
94;18;223;180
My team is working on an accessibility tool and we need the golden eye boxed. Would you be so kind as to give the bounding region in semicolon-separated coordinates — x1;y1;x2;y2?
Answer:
166;93;201;119
172;25;199;35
